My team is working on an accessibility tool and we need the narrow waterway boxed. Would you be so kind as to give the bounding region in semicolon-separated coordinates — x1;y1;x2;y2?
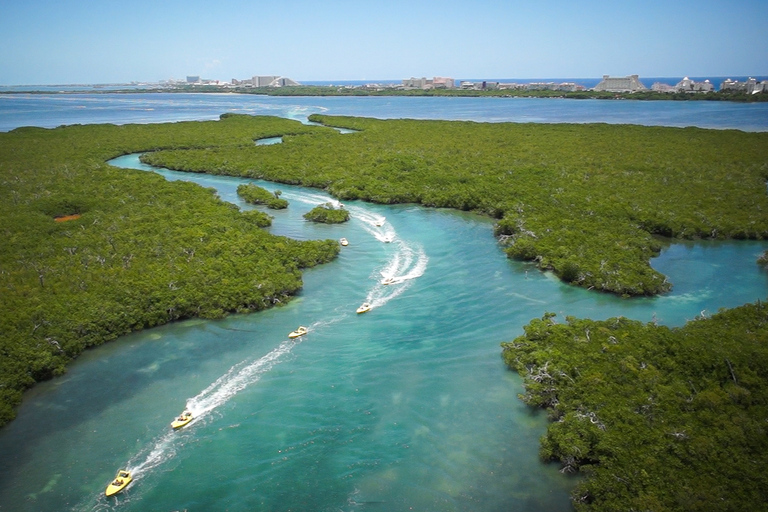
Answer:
0;154;766;512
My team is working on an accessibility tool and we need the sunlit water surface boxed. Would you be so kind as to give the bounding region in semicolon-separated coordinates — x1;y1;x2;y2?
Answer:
2;93;768;132
1;98;767;512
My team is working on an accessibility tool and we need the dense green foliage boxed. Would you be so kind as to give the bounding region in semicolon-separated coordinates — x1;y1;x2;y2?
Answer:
142;114;768;296
236;182;289;209
241;208;273;228
302;203;350;223
4;110;768;508
0;115;340;426
501;307;768;511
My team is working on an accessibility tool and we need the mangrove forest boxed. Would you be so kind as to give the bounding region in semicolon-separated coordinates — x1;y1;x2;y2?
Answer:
2;112;768;510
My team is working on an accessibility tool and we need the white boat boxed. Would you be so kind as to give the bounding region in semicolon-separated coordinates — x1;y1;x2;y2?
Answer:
340;238;349;246
288;326;308;338
356;302;372;314
381;277;395;285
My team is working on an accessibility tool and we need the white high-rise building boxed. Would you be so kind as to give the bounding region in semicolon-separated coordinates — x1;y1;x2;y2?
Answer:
593;75;647;93
252;75;281;87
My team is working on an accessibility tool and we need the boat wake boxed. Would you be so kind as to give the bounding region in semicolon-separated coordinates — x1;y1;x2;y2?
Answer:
379;240;428;283
81;162;426;508
279;190;394;243
364;241;428;311
349;207;392;243
86;331;318;510
284;190;343;208
184;338;298;421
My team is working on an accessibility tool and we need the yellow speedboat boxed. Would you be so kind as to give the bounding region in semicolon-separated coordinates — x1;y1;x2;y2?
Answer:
356;302;372;314
171;410;193;430
288;326;308;338
105;470;132;497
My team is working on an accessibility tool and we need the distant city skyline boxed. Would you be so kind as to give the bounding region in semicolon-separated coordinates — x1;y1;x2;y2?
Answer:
1;0;766;86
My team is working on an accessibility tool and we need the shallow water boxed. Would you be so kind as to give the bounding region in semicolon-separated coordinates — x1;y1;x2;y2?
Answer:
1;151;766;511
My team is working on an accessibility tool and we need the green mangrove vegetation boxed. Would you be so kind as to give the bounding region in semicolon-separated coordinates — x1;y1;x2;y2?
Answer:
501;306;768;511
303;203;350;224
3;112;768;510
241;208;273;228
141;114;768;296
237;182;289;209
0;115;340;425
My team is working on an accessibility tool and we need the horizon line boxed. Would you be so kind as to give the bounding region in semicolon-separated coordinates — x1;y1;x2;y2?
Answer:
3;74;768;88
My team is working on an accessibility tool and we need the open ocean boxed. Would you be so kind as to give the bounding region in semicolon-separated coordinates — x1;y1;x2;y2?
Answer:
0;94;767;511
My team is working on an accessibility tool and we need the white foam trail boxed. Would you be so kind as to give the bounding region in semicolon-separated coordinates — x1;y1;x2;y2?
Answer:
271;188;382;229
344;206;390;243
352;211;393;243
380;250;405;281
281;190;345;210
127;432;177;476
402;246;428;281
346;205;386;229
380;241;427;283
119;335;308;485
186;338;297;418
286;191;331;205
365;241;428;309
277;191;394;244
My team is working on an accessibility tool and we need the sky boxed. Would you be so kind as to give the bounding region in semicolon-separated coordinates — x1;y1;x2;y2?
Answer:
1;0;766;85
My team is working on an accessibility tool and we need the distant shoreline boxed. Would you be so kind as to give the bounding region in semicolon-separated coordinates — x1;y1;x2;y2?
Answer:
2;85;767;103
2;76;767;90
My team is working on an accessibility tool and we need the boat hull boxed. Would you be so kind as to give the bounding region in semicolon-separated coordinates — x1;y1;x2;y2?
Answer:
171;417;192;429
171;412;193;429
105;471;132;497
288;327;308;338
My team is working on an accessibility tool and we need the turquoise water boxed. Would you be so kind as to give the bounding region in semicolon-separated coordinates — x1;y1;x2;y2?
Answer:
1;151;766;511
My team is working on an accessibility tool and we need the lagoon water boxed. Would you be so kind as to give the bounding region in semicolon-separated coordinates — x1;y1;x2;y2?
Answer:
2;92;768;132
1;95;768;512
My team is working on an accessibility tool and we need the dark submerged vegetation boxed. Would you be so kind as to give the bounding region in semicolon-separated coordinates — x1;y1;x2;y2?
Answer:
501;306;768;511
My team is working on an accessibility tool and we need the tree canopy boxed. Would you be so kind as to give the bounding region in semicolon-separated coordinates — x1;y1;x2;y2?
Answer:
501;306;768;511
142;114;768;297
0;115;339;425
237;182;289;209
303;203;350;223
3;112;768;510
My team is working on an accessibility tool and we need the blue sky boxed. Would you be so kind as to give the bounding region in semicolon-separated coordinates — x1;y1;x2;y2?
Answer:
1;0;766;84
